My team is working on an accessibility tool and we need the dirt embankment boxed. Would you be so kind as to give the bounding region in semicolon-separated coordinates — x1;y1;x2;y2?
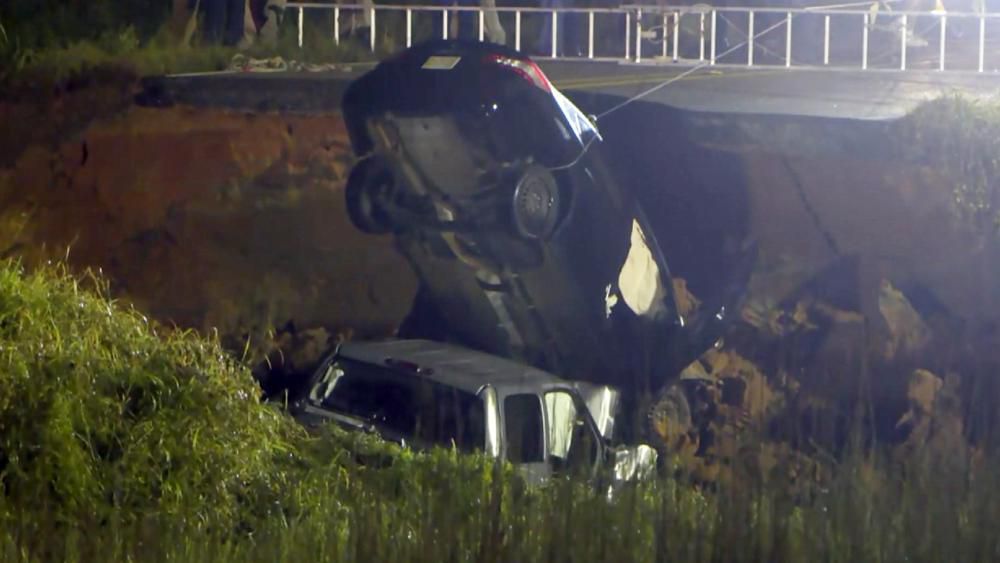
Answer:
0;91;416;357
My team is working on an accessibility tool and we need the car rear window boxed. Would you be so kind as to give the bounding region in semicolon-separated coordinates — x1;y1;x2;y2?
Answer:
308;359;485;453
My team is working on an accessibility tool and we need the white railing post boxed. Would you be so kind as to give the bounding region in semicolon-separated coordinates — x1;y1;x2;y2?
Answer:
370;7;376;52
298;6;304;47
480;9;485;42
636;8;643;62
862;13;869;70
673;12;680;62
979;15;986;72
334;6;340;45
899;14;906;70
710;10;717;64
589;11;595;59
939;15;946;71
406;8;412;48
823;14;830;65
442;9;448;40
515;10;521;52
552;10;558;58
786;12;792;67
662;12;668;58
625;12;631;59
699;12;705;61
747;11;754;66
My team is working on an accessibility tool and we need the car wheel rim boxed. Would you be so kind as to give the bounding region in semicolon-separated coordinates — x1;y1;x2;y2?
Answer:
513;166;559;239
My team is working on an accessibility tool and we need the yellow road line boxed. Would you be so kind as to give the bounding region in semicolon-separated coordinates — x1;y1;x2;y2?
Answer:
552;68;787;90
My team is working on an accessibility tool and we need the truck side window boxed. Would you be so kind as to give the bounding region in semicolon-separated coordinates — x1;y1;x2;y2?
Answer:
504;394;544;463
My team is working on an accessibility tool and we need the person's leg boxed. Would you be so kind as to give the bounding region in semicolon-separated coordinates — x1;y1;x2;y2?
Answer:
258;0;284;46
238;0;257;49
481;0;506;45
202;0;225;43
453;0;475;41
223;0;245;45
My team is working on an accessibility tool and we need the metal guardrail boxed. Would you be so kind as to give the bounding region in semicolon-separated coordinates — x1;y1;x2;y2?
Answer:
627;4;1000;73
288;3;636;60
286;2;1000;73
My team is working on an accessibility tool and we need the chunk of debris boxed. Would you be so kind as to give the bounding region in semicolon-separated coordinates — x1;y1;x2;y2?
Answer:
878;279;931;359
893;369;967;472
254;324;335;398
672;277;701;319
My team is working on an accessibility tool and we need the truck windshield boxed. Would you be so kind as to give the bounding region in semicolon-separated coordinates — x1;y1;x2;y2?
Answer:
308;359;486;453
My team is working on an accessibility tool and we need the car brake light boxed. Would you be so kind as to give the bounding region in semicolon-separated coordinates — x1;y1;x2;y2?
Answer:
484;54;551;92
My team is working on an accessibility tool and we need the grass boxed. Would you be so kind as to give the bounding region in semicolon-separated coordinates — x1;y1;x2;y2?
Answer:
0;14;380;92
894;96;1000;236
1;258;1000;562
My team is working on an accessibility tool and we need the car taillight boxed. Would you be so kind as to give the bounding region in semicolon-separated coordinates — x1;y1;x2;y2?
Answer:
484;54;551;92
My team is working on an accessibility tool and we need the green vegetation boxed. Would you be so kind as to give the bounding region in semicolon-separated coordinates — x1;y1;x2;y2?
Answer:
1;259;999;562
0;2;379;89
895;96;1000;235
0;22;376;89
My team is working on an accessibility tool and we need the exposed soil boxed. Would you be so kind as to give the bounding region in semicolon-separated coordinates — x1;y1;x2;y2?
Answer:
0;96;416;359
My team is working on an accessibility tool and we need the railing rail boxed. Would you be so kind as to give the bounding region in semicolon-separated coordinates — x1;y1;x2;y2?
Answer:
285;2;1000;74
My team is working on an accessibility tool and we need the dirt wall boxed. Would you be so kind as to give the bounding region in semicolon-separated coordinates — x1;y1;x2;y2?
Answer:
0;101;416;354
594;100;1000;336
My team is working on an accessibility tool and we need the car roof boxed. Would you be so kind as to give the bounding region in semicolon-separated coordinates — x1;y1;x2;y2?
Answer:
335;339;570;394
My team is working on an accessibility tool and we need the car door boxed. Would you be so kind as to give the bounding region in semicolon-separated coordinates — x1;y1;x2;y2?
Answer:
543;389;603;479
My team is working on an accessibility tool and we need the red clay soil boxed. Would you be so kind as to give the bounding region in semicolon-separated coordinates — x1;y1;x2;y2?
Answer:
0;101;416;355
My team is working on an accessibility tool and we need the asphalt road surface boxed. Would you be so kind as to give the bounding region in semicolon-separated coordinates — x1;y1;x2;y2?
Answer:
142;57;1000;120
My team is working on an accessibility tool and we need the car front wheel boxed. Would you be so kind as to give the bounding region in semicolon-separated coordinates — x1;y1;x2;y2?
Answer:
511;165;561;240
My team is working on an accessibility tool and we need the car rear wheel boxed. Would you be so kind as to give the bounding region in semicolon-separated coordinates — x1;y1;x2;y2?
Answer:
345;157;393;235
511;165;560;240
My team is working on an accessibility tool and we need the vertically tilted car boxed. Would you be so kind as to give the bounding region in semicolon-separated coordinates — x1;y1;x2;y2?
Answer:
341;39;744;440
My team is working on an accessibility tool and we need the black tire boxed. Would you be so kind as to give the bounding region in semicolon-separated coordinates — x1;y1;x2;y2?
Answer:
511;165;561;240
345;158;393;235
646;381;694;454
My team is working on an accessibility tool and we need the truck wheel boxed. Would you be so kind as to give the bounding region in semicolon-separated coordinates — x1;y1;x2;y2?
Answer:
512;165;560;240
646;382;695;456
345;158;393;235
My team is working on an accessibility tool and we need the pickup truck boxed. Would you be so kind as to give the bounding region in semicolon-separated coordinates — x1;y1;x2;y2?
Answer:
288;338;657;486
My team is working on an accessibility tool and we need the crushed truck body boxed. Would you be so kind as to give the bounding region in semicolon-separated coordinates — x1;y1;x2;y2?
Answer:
287;338;656;486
